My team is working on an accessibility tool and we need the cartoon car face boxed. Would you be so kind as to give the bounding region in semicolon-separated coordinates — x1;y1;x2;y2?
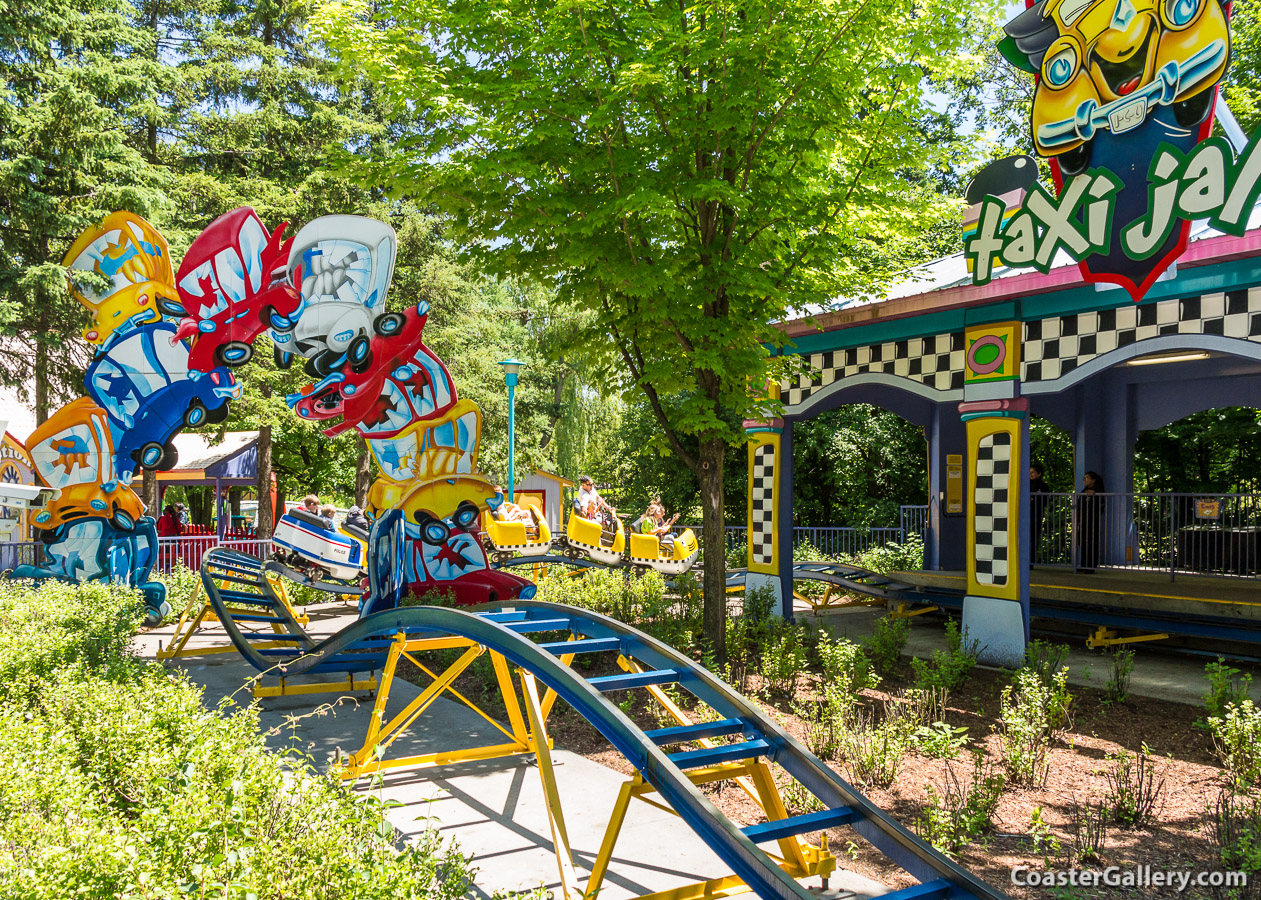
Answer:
174;207;300;372
287;304;459;437
1001;0;1230;172
63;212;183;345
24;398;145;532
85;321;241;481
274;216;400;378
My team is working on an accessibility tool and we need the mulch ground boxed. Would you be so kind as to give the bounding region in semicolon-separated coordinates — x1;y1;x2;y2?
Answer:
399;647;1246;900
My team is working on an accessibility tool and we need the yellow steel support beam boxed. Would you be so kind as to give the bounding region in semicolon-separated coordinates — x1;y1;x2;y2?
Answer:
159;571;310;661
253;672;377;698
521;670;582;900
338;634;535;780
889;601;939;619
1086;626;1170;648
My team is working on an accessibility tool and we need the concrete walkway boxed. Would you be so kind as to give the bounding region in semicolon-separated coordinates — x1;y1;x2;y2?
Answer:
136;601;889;900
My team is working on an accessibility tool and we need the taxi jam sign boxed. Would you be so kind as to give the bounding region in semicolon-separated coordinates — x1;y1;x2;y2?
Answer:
966;0;1241;300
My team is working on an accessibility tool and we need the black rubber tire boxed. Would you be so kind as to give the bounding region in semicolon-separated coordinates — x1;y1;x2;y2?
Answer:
109;510;136;531
158;441;179;471
215;341;253;367
414;512;451;545
373;312;406;337
136;441;166;470
184;400;209;428
157;297;186;318
274;347;293;369
206;402;230;425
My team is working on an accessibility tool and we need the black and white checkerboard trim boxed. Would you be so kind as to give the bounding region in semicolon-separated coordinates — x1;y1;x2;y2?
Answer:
750;444;776;566
974;433;1011;586
1024;288;1261;381
782;334;967;407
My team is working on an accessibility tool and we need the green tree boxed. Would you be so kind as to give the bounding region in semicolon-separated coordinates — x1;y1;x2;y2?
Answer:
316;0;997;657
0;0;171;421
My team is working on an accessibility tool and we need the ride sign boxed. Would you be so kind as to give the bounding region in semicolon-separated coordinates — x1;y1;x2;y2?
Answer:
967;0;1237;300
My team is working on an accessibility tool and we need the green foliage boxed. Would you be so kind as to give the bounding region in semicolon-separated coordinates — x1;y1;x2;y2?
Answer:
842;707;908;788
1104;745;1166;828
1068;800;1108;865
1023;640;1070;687
1133;407;1261;494
1104;648;1135;704
909;618;979;692
916;753;1004;855
1211;700;1261;788
153;564;202;618
0;580;142;705
759;621;810;698
791;406;927;528
996;667;1073;786
0;580;473;899
863;615;909;674
852;535;925;575
911;721;971;760
534;569;699;652
815;631;878;695
1028;806;1062;863
1212;786;1261;897
1205;658;1254;719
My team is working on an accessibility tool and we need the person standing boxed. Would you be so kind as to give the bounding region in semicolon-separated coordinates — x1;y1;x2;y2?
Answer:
156;505;182;537
1076;471;1106;573
1029;462;1050;565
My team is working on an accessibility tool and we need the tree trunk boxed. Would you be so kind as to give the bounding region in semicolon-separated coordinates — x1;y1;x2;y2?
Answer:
355;434;371;506
698;436;727;664
141;468;158;518
256;424;273;539
33;308;49;425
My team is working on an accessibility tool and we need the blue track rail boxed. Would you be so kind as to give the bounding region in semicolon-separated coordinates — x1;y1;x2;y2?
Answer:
199;548;1006;900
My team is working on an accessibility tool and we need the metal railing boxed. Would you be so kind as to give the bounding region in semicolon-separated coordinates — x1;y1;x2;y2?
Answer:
1032;492;1261;579
0;536;273;577
0;541;45;572
684;513;929;564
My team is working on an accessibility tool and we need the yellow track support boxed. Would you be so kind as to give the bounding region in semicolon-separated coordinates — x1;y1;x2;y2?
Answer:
158;574;310;661
338;632;544;780
889;601;939;619
1086;626;1170;648
253;672;377;698
792;583;886;613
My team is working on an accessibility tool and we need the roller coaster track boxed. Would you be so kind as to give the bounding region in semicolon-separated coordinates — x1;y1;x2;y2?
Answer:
200;547;1006;900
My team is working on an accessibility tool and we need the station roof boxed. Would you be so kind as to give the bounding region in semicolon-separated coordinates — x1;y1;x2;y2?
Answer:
157;431;259;486
779;203;1261;340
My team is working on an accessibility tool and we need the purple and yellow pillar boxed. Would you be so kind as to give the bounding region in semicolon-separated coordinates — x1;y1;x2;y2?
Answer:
958;320;1029;665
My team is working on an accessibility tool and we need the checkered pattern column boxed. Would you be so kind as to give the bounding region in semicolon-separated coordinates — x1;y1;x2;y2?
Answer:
746;431;781;574
781;332;966;407
972;433;1011;586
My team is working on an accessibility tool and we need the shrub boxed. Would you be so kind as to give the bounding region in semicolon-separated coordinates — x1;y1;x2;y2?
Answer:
842;707;907;788
1068;799;1108;865
1212;787;1261;899
1211;700;1261;787
0;580;142;705
759;620;809;697
853;534;924;574
816;630;878;694
0;580;474;900
910;619;979;692
1104;648;1135;704
996;667;1073;786
911;721;970;760
863;615;909;674
1028;806;1062;863
154;563;202;617
1205;659;1253;719
1104;745;1166;827
916;753;1004;855
1023;639;1070;687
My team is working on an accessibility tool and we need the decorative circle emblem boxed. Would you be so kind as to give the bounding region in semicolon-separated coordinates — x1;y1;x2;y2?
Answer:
967;335;1007;375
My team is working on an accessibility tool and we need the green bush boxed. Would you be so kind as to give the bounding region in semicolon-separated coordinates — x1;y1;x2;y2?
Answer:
816;631;878;695
909;619;979;692
1205;658;1253;719
0;579;474;900
759;620;809;697
996;667;1073;786
1023;639;1069;687
853;534;924;575
916;753;1004;855
535;568;699;651
0;580;141;704
841;707;907;788
1211;700;1261;788
153;563;201;618
1104;647;1135;704
1213;787;1261;898
863;615;909;673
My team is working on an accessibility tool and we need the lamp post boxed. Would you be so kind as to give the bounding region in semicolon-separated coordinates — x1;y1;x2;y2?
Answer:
498;359;525;503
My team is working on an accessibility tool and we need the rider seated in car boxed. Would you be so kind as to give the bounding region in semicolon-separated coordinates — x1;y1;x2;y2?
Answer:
494;486;534;523
576;475;615;521
345;504;370;533
318;503;337;530
643;501;678;551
